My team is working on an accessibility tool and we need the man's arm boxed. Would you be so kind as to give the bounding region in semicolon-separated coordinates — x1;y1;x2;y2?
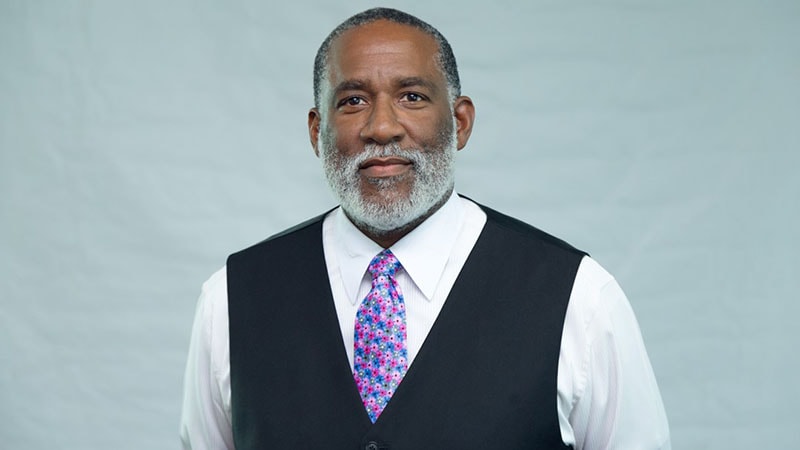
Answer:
559;257;671;449
180;268;234;450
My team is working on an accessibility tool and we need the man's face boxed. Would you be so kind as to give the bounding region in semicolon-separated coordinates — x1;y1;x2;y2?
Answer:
310;20;469;235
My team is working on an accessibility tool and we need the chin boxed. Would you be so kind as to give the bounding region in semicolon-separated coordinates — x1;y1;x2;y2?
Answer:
346;182;453;235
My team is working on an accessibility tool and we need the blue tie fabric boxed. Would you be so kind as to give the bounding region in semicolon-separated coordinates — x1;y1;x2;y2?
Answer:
353;249;409;423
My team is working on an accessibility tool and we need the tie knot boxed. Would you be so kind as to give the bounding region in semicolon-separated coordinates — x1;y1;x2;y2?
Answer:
367;249;401;278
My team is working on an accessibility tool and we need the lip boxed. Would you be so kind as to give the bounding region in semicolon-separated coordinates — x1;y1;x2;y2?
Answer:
358;157;412;178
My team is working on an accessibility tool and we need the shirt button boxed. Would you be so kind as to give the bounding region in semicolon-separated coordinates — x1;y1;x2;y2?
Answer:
365;442;379;450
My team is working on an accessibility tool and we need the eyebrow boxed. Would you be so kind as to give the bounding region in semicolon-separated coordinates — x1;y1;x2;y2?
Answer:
396;77;437;92
333;79;369;95
332;76;439;97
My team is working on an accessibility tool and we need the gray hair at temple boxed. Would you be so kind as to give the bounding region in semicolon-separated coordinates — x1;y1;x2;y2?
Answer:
312;7;461;109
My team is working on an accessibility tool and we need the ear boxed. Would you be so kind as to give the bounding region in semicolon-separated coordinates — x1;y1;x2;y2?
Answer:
308;108;321;157
452;96;475;150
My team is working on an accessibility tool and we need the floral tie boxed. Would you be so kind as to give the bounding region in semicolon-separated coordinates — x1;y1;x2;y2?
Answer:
353;249;408;423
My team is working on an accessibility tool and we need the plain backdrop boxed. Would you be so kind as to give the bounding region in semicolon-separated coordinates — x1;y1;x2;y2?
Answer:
1;0;798;448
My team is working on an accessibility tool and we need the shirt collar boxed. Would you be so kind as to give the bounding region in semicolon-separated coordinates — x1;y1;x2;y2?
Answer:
333;190;465;304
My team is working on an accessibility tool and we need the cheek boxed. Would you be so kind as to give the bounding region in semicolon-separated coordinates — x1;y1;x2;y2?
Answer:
327;119;363;154
414;113;454;149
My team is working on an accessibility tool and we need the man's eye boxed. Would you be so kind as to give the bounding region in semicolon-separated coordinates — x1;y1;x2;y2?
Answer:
403;93;423;102
339;97;364;107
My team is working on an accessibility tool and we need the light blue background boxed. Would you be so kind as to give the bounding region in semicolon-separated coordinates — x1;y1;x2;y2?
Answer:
1;1;798;448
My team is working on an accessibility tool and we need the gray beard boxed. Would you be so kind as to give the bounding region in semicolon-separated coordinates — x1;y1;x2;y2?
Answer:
319;128;457;236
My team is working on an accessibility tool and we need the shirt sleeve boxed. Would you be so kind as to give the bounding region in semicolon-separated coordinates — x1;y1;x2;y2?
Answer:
180;267;234;450
558;257;671;450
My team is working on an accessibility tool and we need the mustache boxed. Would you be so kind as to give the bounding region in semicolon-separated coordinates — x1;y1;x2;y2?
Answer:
350;143;423;168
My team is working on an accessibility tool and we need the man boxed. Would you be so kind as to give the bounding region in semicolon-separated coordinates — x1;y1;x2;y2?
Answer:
181;7;670;450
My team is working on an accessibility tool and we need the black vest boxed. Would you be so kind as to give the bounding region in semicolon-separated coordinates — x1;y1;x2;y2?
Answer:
227;204;585;450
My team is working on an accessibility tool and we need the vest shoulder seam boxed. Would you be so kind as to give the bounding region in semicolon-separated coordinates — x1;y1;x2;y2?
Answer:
464;197;587;257
228;207;335;261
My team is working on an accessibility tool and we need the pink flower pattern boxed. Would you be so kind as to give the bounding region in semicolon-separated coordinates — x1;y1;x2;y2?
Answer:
353;249;408;423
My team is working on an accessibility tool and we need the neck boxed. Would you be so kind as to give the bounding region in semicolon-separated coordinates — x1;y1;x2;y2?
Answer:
347;189;452;249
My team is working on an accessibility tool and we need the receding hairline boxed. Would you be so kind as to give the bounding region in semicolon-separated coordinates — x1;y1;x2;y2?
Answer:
326;22;446;94
328;19;441;57
313;8;461;109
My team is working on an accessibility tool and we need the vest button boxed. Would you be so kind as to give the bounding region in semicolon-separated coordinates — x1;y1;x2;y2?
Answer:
365;442;379;450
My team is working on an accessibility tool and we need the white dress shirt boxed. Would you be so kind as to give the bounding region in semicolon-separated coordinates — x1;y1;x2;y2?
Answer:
180;192;671;449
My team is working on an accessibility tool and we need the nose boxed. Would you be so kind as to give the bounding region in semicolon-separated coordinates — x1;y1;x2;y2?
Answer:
359;96;405;145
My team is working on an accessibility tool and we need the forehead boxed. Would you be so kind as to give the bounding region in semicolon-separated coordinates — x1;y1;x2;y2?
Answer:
325;20;444;87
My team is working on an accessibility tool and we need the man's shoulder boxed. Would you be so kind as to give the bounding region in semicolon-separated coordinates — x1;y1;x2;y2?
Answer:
462;196;587;257
228;208;334;264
